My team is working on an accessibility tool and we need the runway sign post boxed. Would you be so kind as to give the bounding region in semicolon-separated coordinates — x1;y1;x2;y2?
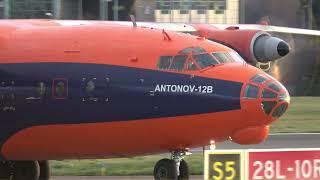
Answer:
204;150;245;180
204;148;320;180
248;149;320;180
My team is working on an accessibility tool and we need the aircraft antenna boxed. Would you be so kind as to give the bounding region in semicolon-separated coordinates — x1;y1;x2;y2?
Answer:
162;29;172;41
130;15;137;27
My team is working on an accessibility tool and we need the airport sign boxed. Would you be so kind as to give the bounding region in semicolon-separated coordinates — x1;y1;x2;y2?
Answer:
205;148;320;180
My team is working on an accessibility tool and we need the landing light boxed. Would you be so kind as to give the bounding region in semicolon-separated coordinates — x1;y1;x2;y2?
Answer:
209;140;216;150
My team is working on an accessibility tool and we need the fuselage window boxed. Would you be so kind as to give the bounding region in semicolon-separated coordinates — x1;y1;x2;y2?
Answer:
157;56;173;70
169;55;188;71
86;80;95;94
0;81;15;112
193;53;219;69
55;82;65;97
0;81;15;101
36;82;46;98
82;78;100;102
53;79;68;99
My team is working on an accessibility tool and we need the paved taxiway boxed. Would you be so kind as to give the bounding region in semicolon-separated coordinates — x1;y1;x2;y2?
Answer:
52;133;320;180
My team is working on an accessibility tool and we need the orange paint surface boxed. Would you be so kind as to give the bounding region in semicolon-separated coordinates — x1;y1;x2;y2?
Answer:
0;20;288;160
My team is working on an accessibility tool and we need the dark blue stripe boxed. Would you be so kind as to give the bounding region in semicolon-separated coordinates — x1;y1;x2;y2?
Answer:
0;63;242;147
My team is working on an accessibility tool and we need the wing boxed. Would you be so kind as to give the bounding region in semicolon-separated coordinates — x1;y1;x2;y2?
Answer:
212;24;320;37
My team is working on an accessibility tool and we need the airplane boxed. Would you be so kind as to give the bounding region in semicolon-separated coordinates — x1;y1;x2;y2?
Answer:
0;19;291;180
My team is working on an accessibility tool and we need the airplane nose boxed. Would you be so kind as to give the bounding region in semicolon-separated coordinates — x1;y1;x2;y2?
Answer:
261;88;290;118
231;73;289;145
244;74;290;119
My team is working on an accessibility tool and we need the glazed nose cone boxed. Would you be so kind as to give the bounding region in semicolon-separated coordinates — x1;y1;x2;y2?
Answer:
260;78;290;118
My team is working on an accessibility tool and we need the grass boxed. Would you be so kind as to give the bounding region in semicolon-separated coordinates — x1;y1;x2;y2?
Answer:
271;97;320;133
50;97;320;176
51;153;204;176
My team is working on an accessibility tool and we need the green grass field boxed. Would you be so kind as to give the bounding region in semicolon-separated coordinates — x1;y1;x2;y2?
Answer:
50;97;320;176
271;97;320;133
51;153;204;176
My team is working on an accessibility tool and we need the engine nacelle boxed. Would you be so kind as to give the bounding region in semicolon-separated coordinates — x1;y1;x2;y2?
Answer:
192;24;290;66
252;32;290;63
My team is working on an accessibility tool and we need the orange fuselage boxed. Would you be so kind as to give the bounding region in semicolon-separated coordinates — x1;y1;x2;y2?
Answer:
0;20;289;161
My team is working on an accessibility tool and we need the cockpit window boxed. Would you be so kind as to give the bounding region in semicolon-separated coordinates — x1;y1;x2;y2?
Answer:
169;55;188;71
187;60;198;71
158;56;173;70
193;53;219;69
178;48;193;55
212;53;232;63
192;47;206;53
228;52;245;63
157;48;220;72
212;52;245;63
179;47;206;54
